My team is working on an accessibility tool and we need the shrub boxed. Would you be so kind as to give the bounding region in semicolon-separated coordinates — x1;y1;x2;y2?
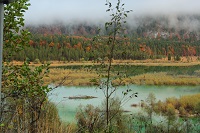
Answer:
179;106;187;116
76;105;105;132
168;54;171;60
34;58;40;64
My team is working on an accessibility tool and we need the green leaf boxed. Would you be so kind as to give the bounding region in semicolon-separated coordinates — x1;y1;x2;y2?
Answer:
106;9;110;12
109;2;112;8
0;123;5;127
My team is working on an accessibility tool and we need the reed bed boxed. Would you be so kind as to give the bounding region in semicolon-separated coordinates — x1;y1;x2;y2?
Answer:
44;68;99;86
44;67;200;86
117;72;200;86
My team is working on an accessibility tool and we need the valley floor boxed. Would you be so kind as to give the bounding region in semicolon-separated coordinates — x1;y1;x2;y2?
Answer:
10;56;200;86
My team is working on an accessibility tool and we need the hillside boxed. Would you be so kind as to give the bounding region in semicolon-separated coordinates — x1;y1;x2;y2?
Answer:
7;14;200;62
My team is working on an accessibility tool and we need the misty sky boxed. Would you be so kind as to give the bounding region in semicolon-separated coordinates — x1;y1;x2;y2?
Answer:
24;0;200;25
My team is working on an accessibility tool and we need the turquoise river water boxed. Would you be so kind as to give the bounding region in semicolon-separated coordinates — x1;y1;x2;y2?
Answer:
48;85;200;122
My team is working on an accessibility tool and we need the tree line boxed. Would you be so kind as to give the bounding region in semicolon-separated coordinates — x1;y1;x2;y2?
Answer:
7;33;200;62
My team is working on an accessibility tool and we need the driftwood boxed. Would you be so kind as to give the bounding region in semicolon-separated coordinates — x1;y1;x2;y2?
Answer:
65;95;97;99
131;103;138;107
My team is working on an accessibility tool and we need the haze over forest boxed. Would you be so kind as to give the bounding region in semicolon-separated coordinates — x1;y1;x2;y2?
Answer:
25;0;200;32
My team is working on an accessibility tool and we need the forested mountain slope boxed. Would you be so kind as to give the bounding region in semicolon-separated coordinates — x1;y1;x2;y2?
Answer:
9;15;200;62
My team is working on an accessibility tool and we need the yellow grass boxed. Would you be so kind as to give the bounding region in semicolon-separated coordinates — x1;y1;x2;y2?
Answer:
45;68;200;86
44;68;99;86
10;56;200;86
114;72;200;86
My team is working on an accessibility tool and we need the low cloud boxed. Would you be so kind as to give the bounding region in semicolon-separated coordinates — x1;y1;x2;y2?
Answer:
24;0;200;31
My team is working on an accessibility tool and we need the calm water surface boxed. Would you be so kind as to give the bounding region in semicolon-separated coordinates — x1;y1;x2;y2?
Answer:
48;85;200;122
